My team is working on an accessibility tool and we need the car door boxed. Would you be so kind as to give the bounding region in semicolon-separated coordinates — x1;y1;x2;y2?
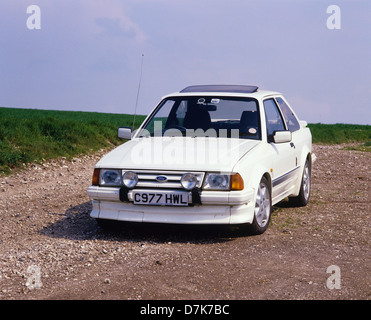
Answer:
263;98;297;203
274;96;302;164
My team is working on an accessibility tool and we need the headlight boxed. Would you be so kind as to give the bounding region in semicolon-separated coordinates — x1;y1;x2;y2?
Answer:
123;171;138;189
203;173;244;191
180;173;198;190
203;173;230;190
100;169;122;186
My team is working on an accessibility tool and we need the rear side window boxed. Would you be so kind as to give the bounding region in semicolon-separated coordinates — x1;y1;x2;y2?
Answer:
263;99;285;139
275;97;300;132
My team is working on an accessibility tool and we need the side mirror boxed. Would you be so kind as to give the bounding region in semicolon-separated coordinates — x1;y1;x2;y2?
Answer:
273;130;292;143
118;127;133;140
300;120;307;128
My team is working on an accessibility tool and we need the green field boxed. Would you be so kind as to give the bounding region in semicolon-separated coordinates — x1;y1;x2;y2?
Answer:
0;107;370;174
0;107;145;174
307;123;371;144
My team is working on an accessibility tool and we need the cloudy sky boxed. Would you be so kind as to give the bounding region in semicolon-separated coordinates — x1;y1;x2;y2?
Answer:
0;0;370;124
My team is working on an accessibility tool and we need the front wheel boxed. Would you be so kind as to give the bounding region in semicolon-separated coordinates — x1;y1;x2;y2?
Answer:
249;176;272;235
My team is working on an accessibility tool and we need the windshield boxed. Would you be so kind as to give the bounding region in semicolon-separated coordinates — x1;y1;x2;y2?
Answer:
138;96;261;140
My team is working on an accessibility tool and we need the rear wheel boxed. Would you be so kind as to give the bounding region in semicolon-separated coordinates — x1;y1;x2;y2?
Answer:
249;176;272;235
289;158;311;207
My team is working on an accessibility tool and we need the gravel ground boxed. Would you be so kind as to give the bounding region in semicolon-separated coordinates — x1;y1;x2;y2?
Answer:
0;144;370;300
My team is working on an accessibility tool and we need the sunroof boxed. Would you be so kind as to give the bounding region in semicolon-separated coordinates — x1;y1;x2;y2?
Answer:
180;85;259;94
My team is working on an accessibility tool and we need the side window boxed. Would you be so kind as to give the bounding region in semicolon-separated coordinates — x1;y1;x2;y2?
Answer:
275;97;300;132
263;99;286;139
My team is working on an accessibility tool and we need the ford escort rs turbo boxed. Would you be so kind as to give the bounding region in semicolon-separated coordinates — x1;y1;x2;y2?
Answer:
87;85;316;234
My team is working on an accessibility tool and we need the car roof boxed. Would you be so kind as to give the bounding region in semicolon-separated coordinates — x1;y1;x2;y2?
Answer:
163;85;281;100
180;85;259;94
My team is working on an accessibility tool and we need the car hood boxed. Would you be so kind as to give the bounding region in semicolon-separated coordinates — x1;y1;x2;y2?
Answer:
95;137;260;172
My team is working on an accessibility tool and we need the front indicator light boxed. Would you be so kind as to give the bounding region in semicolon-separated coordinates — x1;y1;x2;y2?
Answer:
231;173;244;191
92;168;100;186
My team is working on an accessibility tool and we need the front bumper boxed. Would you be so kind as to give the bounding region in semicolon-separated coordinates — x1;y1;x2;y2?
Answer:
87;186;255;225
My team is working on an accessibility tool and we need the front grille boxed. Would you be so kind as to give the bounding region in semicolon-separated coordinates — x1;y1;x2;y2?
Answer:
126;170;205;189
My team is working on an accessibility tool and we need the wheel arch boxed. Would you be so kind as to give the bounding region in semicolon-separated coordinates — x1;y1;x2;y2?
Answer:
291;151;312;197
262;171;272;193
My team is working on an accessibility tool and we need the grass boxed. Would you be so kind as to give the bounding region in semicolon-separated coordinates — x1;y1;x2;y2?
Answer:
308;123;371;144
342;141;371;152
0;107;145;174
0;107;370;174
308;123;371;152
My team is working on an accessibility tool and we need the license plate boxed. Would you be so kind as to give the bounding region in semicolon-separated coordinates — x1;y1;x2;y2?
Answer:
132;191;190;206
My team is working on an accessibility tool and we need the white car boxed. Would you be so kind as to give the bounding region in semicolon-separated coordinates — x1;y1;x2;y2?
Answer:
87;85;316;234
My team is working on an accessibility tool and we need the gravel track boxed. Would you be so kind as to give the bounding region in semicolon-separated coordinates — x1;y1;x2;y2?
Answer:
0;145;370;300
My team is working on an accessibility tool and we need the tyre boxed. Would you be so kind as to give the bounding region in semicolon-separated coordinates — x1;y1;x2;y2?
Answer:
289;158;311;207
249;176;272;235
